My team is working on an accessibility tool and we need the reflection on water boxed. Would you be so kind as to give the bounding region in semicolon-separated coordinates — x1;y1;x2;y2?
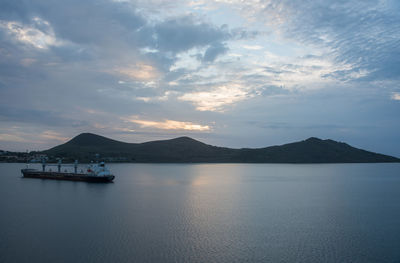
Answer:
1;163;400;263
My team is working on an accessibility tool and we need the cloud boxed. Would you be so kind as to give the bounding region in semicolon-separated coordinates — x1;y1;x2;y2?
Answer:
202;42;229;62
391;93;400;101
243;45;263;50
124;118;210;131
0;17;63;49
36;1;143;45
134;91;173;102
204;0;400;83
0;127;71;151
0;106;88;128
146;16;229;53
261;0;400;82
39;130;69;142
0;133;28;143
113;63;160;81
178;84;250;111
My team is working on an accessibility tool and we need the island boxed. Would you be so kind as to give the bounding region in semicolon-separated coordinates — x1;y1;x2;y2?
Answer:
5;133;394;163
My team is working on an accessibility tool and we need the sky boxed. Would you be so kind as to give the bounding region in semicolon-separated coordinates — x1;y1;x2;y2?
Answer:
0;0;399;156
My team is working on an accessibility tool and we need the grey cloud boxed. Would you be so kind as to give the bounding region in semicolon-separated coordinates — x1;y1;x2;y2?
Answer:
0;0;145;45
230;28;260;40
0;1;234;74
163;69;188;82
139;16;230;54
0;0;33;23
0;1;233;93
267;0;400;82
49;45;94;62
202;42;229;62
257;85;291;96
144;51;176;73
246;121;374;131
0;106;88;127
262;66;293;75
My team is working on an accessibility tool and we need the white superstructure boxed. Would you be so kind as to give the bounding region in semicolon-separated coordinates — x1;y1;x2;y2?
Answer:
87;162;112;177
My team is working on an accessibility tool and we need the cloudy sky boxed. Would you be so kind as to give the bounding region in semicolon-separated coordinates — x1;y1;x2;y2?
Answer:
0;0;399;156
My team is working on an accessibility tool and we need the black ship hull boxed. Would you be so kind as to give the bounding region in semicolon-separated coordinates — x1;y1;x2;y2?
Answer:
21;169;114;183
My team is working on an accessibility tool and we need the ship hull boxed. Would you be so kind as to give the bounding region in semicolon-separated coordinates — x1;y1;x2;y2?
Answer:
21;169;114;183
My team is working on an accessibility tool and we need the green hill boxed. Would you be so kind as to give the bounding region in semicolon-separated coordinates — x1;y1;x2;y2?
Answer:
43;133;399;163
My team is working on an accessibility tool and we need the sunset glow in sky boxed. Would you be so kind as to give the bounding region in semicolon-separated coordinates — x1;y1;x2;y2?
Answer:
0;0;399;156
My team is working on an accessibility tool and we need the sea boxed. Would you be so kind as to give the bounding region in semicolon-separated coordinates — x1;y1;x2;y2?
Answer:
1;163;400;263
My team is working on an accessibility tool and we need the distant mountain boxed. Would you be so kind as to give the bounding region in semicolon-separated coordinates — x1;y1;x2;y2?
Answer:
43;133;400;163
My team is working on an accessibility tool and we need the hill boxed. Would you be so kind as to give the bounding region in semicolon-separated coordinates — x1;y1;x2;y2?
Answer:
231;137;399;163
43;133;399;163
44;133;236;162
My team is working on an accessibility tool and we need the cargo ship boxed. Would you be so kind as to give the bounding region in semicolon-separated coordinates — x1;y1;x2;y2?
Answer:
21;160;115;182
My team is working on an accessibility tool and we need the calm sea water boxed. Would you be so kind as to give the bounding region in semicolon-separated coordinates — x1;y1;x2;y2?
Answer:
1;163;400;263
